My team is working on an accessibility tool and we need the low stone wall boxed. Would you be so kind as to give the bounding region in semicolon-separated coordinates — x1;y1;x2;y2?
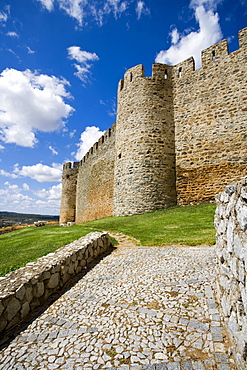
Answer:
215;177;247;369
0;232;111;338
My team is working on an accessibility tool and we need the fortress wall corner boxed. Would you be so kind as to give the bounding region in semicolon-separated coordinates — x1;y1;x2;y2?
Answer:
60;162;79;224
75;123;116;224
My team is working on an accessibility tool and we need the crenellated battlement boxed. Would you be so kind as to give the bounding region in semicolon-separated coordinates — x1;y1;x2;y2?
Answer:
63;161;80;172
60;27;247;225
118;27;247;90
79;123;116;167
201;39;229;67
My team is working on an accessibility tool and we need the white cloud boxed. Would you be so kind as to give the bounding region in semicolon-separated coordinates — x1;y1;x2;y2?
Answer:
136;1;150;19
69;129;76;138
0;169;18;178
37;0;54;11
0;11;8;24
0;144;4;150
26;46;36;54
170;28;179;44
0;68;74;147
36;0;148;26
68;46;99;83
0;181;60;215
49;145;58;155
14;163;62;182
74;126;105;160
155;0;223;69
35;183;62;200
23;183;30;190
6;31;19;37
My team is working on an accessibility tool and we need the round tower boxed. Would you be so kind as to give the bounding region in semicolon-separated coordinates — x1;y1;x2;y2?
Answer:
113;63;177;216
59;162;79;224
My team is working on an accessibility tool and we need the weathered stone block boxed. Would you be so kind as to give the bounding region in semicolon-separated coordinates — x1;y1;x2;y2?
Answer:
47;273;59;289
16;284;26;301
33;282;44;298
42;270;51;280
61;273;70;284
30;300;40;311
6;312;20;330
88;245;93;257
236;198;247;232
25;286;33;303
80;259;86;267
0;317;7;332
51;264;60;273
71;253;76;262
68;263;75;274
5;297;21;321
21;302;30;319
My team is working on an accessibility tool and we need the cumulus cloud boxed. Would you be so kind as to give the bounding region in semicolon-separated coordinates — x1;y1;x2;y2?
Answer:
14;163;62;182
36;0;149;26
0;169;18;178
35;183;62;200
23;183;30;190
136;1;150;19
0;181;61;215
68;46;99;83
0;68;74;147
0;182;35;210
155;0;223;69
74;126;104;160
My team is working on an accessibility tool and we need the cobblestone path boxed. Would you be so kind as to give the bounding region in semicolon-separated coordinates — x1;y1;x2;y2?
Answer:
0;235;236;370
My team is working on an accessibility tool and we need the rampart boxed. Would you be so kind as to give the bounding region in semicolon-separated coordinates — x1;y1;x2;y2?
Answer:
0;232;111;342
174;27;247;205
60;27;247;224
76;124;116;223
215;177;247;369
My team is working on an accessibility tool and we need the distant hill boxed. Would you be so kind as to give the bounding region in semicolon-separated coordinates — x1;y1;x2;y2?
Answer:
0;211;59;227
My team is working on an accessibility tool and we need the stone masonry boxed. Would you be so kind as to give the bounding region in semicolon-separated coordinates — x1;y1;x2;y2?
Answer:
215;177;247;369
0;232;111;342
60;27;247;224
0;235;238;369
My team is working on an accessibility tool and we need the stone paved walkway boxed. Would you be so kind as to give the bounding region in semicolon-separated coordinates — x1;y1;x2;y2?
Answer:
0;234;237;370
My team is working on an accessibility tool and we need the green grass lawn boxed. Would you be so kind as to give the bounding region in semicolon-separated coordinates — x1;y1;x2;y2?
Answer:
0;203;216;276
86;203;217;246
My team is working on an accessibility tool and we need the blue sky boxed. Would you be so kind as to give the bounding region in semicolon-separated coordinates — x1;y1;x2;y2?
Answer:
0;0;246;215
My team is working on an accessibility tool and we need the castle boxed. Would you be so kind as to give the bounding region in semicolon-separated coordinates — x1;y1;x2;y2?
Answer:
60;27;247;224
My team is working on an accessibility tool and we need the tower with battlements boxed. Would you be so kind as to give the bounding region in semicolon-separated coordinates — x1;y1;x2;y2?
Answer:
60;27;247;224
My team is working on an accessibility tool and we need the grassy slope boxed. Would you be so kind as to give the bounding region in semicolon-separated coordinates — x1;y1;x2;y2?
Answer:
0;203;216;276
0;225;94;276
86;203;216;246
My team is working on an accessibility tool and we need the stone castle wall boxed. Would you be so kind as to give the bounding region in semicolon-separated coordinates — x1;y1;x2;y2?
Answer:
76;125;116;223
60;27;247;224
174;28;247;205
215;177;247;369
